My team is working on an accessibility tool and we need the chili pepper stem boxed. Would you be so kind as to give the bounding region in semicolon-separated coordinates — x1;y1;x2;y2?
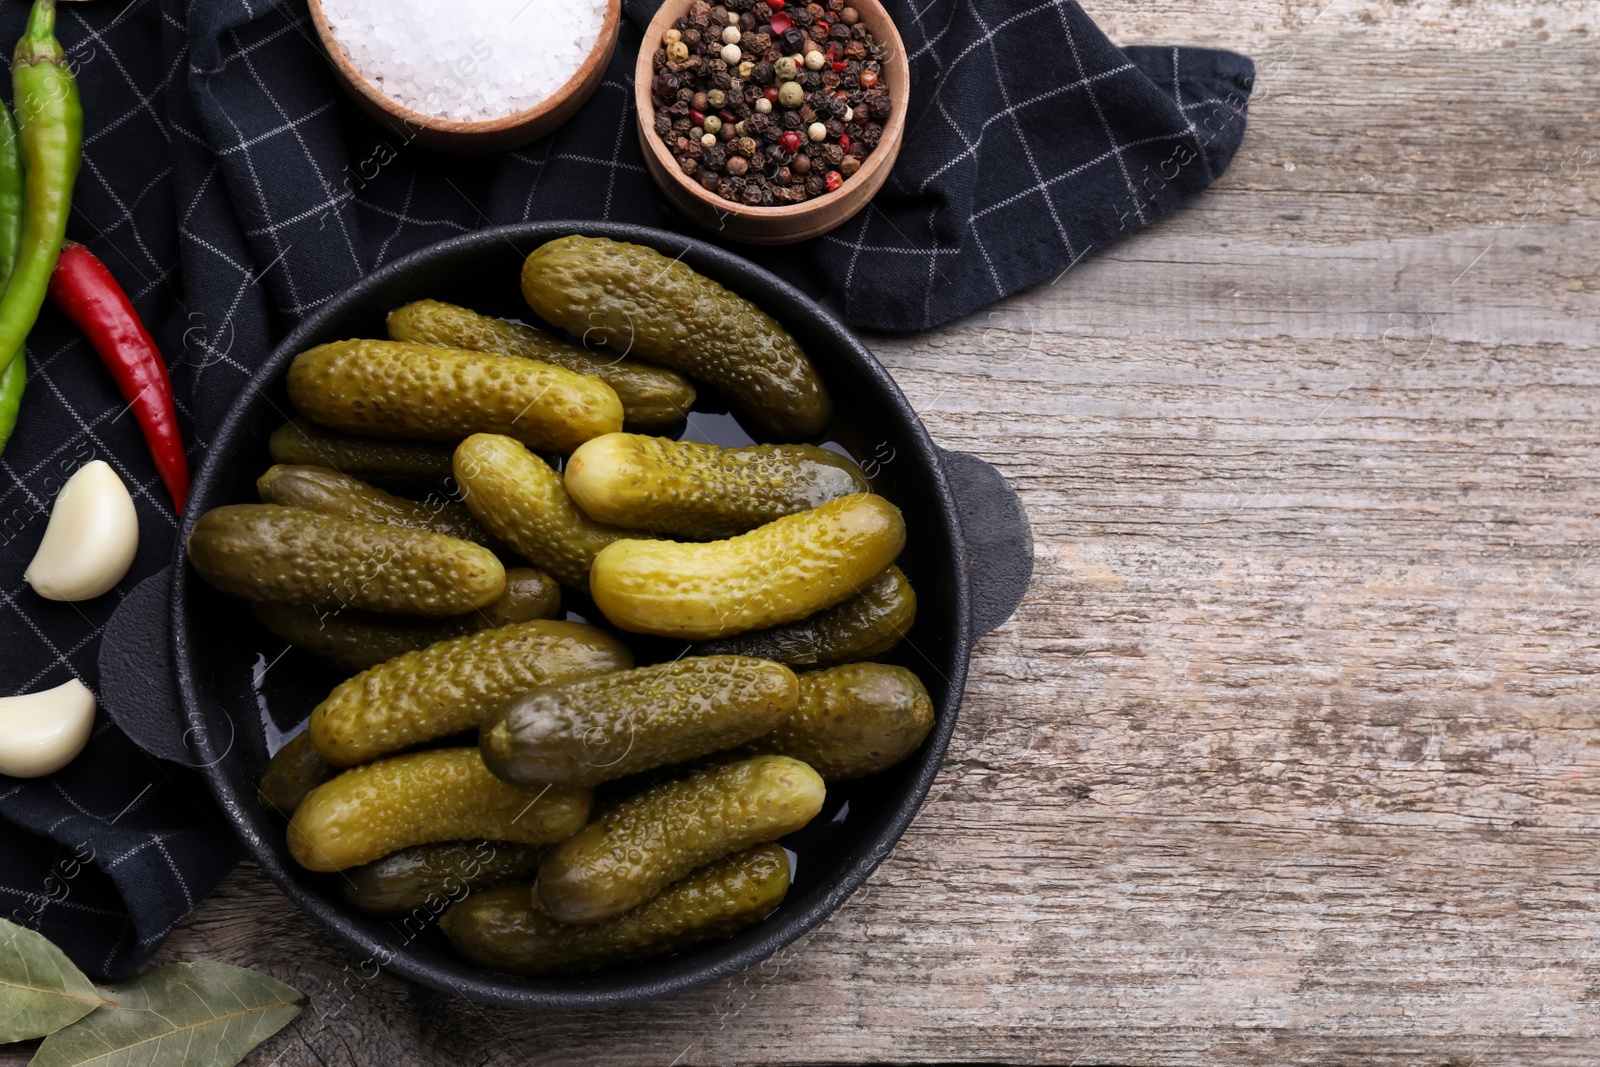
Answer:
15;0;63;66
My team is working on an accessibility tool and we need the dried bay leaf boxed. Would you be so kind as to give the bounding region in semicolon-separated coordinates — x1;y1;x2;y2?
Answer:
29;961;304;1067
0;917;105;1043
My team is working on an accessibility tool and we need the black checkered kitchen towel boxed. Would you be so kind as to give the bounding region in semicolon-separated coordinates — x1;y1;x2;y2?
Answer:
0;0;1251;978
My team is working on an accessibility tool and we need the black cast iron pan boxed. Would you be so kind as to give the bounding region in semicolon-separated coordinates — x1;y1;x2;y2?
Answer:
99;221;1032;1010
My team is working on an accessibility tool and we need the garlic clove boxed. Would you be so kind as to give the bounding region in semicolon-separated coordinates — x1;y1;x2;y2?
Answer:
0;679;96;778
25;460;139;602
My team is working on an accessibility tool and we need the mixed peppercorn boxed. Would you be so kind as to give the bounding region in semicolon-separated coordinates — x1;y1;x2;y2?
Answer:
649;0;893;206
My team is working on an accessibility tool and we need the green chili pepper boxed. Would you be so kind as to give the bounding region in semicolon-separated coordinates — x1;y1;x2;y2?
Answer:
0;101;27;453
0;0;80;380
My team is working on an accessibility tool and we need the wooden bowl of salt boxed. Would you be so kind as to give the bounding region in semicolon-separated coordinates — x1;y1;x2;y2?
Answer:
309;0;621;154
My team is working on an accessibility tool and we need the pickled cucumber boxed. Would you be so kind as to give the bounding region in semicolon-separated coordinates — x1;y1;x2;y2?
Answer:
310;619;632;767
340;840;544;916
442;844;789;974
696;565;915;667
287;339;623;454
479;567;563;627
251;567;561;671
188;504;505;616
258;731;336;817
536;755;823;924
268;418;455;491
565;433;870;540
521;236;830;441
454;433;641;589
590;494;905;641
387;300;696;430
287;747;592;872
257;464;492;546
742;664;934;781
480;656;799;788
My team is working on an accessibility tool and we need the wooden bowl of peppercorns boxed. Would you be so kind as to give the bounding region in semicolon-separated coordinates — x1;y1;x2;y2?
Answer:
635;0;907;245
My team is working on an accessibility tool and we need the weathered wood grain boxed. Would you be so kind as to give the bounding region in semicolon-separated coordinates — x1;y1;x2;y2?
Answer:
5;3;1594;1065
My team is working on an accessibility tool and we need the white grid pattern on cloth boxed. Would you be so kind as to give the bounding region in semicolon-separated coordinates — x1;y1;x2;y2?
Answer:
821;0;1252;328
0;0;1251;979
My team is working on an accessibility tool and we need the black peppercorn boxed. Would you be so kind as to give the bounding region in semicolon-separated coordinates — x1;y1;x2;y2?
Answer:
804;174;825;196
773;164;791;185
799;70;821;91
791;152;811;175
654;113;672;137
780;27;806;51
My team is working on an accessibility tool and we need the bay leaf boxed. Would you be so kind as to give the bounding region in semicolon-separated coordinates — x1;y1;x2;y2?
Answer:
29;961;303;1067
0;917;105;1043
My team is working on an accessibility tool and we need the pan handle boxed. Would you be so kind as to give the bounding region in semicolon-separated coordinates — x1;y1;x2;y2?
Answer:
938;448;1033;638
98;565;194;764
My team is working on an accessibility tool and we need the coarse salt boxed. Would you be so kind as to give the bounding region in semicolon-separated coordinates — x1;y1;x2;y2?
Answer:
321;0;608;123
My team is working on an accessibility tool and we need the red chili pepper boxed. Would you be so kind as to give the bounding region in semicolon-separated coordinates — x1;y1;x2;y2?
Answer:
764;86;780;103
48;242;189;511
831;60;847;71
690;108;706;125
839;134;851;151
769;11;792;33
780;130;803;153
825;170;842;192
768;0;784;8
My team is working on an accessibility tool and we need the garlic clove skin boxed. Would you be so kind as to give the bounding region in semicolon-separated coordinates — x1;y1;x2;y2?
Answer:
25;460;140;602
0;679;96;778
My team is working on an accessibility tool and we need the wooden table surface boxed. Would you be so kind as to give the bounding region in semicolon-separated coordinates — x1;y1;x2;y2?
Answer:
11;1;1596;1063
